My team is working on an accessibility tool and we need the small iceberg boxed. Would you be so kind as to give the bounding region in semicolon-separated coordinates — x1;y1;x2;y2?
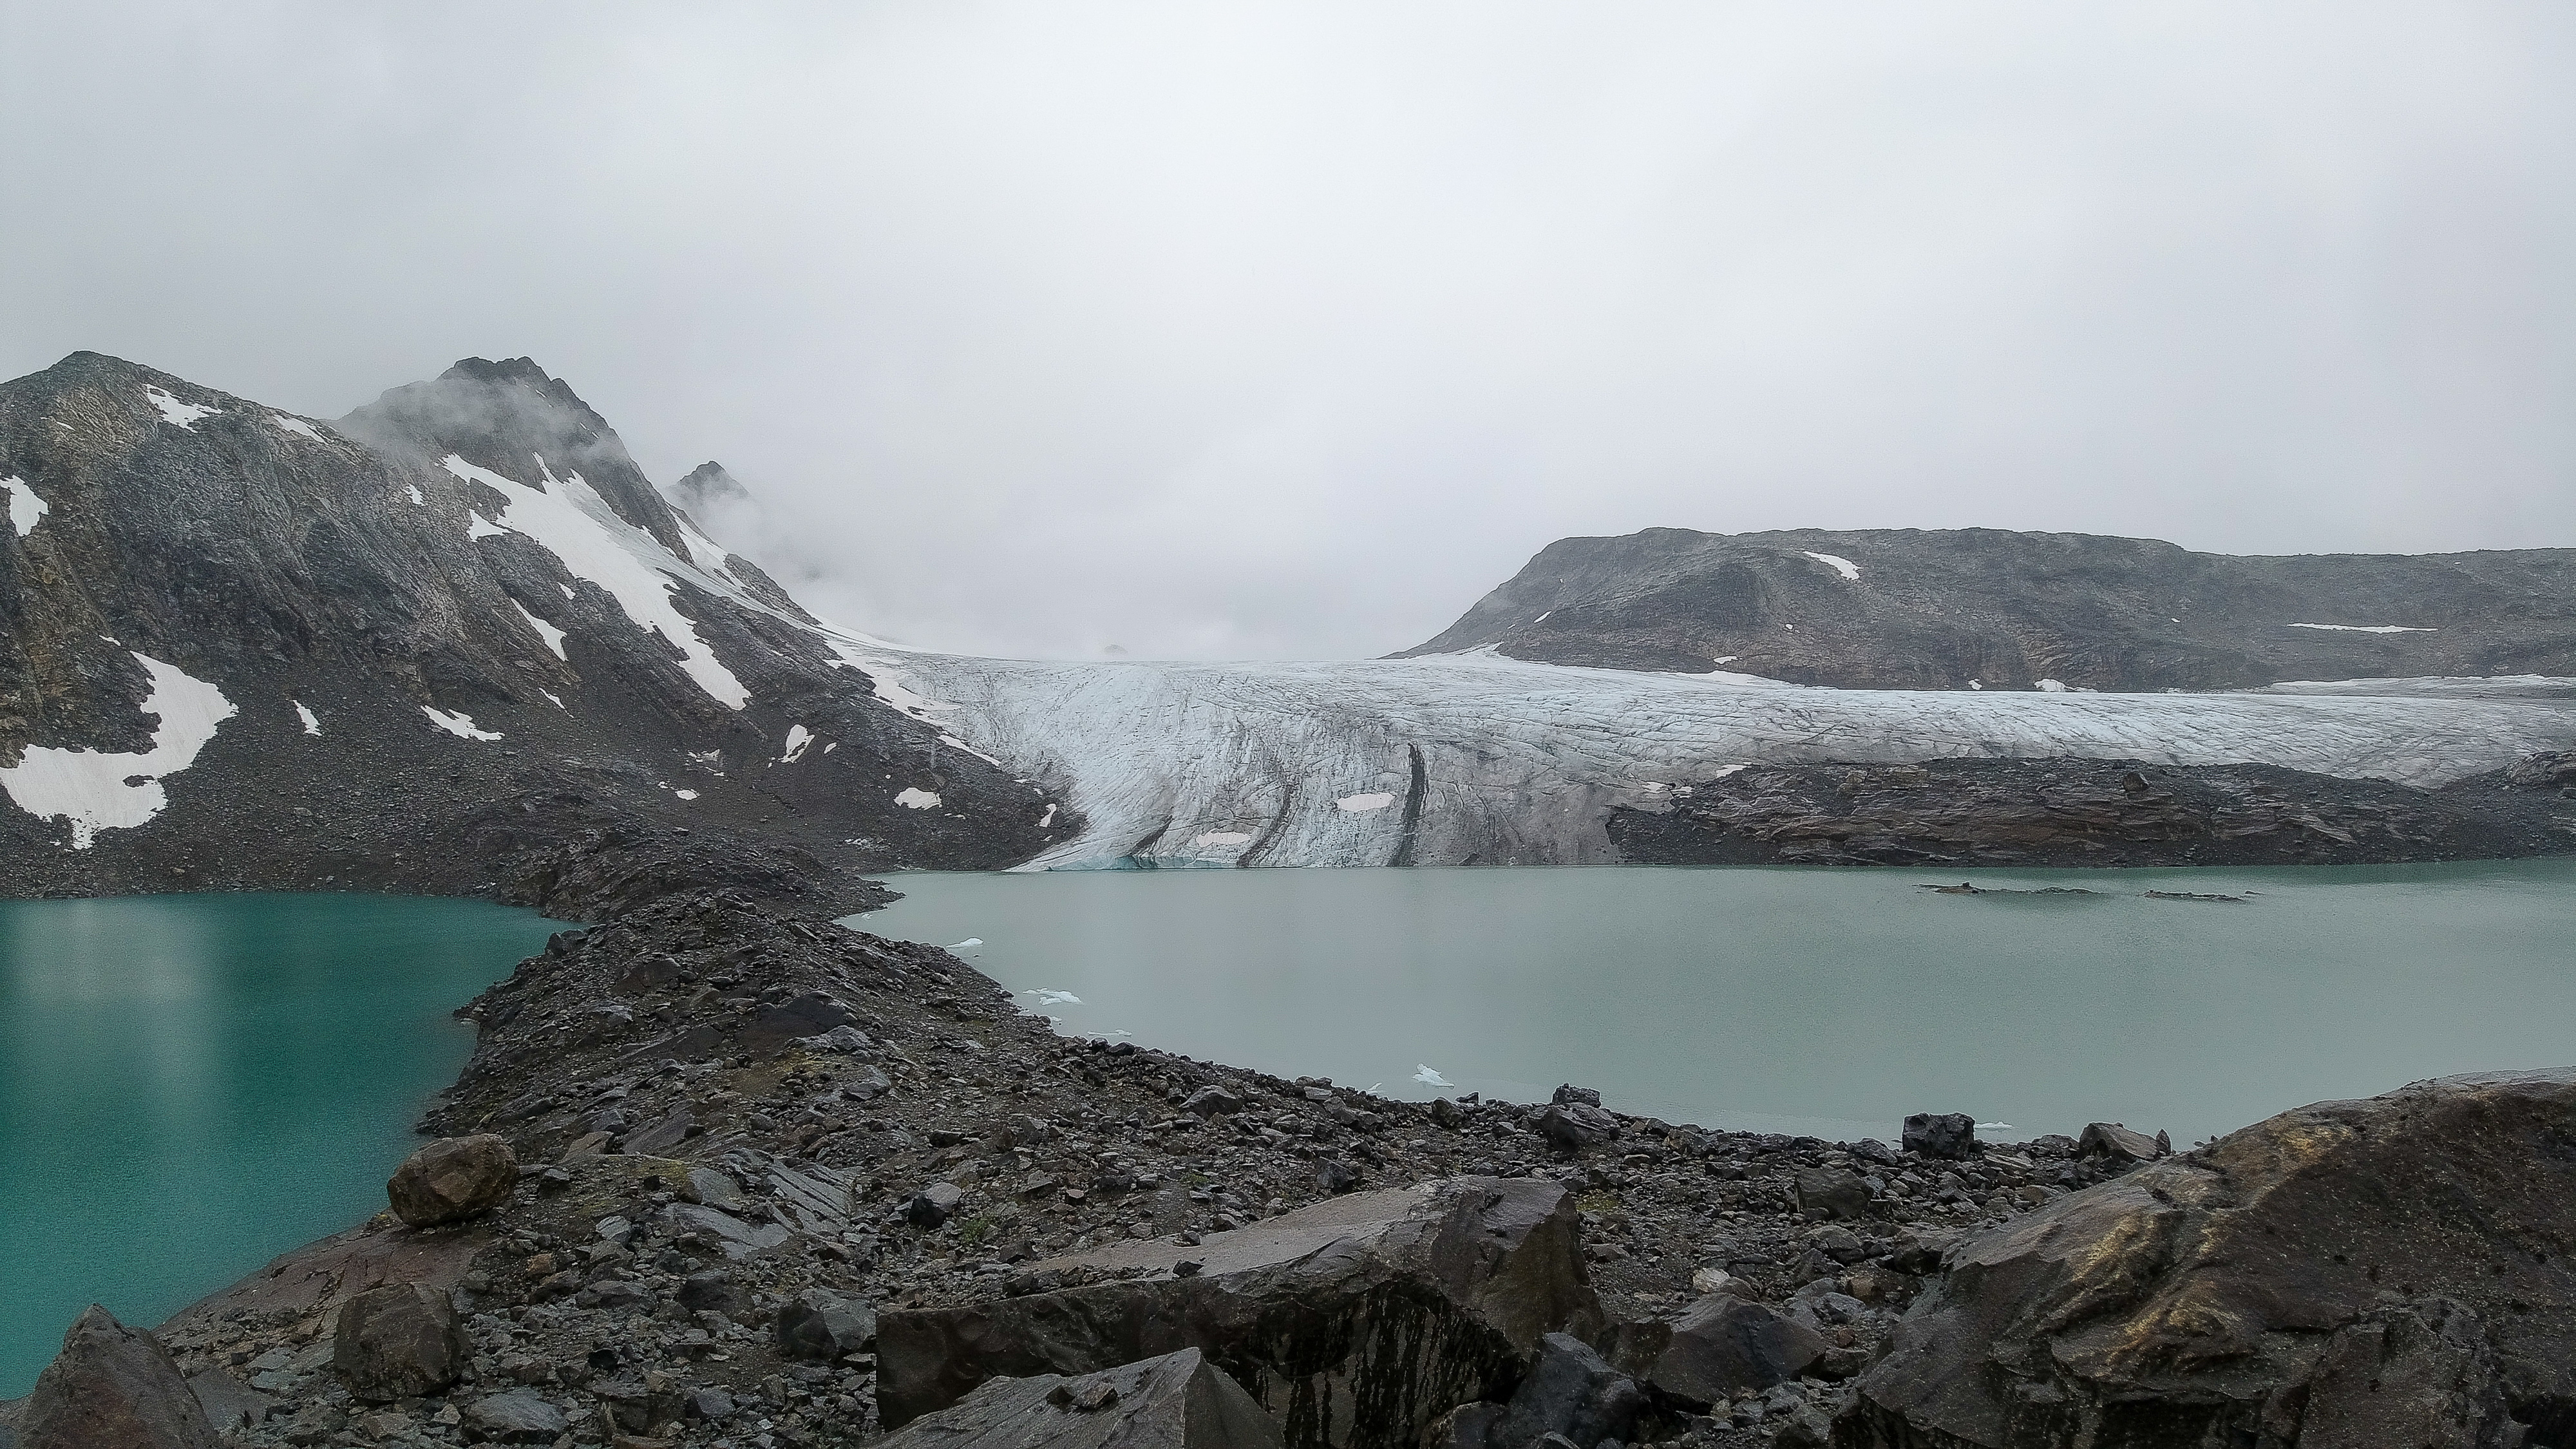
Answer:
1976;1121;2015;1131
1413;1065;1454;1087
947;938;984;949
1025;989;1083;1007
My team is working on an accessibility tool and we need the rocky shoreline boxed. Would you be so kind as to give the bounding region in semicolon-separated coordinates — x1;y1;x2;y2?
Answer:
8;865;2571;1449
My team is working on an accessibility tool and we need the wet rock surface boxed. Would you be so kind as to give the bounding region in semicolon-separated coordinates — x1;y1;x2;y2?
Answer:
1840;1068;2576;1449
1607;757;2576;867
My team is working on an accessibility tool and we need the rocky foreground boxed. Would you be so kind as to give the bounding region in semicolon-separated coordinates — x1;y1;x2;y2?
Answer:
7;888;2571;1449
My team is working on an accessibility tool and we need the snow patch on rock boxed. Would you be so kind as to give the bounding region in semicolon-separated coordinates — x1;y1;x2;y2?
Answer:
1336;791;1397;813
421;705;502;741
294;701;321;736
1803;550;1861;580
6;476;52;537
780;724;815;764
2290;622;2437;634
0;653;238;848
511;599;568;660
895;787;942;810
143;384;218;430
268;413;324;442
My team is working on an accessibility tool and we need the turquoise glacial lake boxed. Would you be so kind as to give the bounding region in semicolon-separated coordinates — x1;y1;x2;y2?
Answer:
0;893;559;1397
857;860;2576;1154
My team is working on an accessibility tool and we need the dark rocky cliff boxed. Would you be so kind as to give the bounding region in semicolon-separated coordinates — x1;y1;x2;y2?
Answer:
0;352;1055;914
1399;527;2576;691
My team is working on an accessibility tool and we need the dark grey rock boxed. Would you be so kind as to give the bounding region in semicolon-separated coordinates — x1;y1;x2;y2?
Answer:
677;1270;745;1314
1535;1103;1618;1151
2075;1121;2166;1162
1180;1086;1243;1119
878;1176;1603;1449
1551;1085;1604;1108
331;1283;465;1403
777;1289;876;1360
461;1388;569;1443
1608;1295;1825;1408
15;1306;216;1449
1899;1114;1974;1161
909;1181;967;1227
876;1348;1282;1449
1493;1333;1643;1449
1793;1169;1871;1222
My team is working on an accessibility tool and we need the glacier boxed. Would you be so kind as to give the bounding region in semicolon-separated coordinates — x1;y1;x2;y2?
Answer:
441;451;2576;873
828;649;2576;871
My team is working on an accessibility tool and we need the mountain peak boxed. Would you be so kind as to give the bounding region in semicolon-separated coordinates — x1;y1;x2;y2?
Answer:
670;460;752;513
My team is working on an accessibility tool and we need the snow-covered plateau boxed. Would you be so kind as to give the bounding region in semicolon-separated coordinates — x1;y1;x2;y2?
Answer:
833;647;2576;869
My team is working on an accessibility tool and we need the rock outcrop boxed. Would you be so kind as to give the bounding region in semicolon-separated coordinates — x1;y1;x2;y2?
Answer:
386;1135;518;1227
14;1306;215;1449
1607;757;2576;869
1839;1067;2576;1448
877;1349;1284;1449
877;1177;1604;1448
1399;526;2576;691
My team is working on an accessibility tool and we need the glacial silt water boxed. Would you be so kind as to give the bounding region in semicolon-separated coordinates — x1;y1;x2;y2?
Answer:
0;893;560;1396
857;860;2576;1151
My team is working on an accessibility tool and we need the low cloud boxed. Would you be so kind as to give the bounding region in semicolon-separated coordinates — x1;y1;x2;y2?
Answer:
6;3;2571;658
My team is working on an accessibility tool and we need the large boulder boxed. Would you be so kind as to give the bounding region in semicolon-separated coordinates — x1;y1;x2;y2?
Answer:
878;1176;1604;1449
1839;1068;2576;1448
1607;1294;1826;1408
1491;1333;1644;1449
876;1349;1283;1449
1899;1113;1975;1160
15;1305;217;1449
385;1134;517;1227
332;1282;466;1401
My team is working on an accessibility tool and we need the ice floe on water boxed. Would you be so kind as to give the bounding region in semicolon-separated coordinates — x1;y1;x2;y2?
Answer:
4;477;49;538
442;453;750;709
142;385;218;430
1414;1065;1454;1086
1024;989;1082;1007
0;653;236;848
420;705;502;741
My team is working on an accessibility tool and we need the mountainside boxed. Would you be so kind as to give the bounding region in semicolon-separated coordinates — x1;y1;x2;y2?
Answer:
1397;527;2576;690
0;352;1056;912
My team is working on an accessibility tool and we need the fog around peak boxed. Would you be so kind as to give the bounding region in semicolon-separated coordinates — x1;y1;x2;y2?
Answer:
5;3;2571;659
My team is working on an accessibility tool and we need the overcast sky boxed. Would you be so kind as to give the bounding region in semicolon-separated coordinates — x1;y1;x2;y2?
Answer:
6;4;2571;659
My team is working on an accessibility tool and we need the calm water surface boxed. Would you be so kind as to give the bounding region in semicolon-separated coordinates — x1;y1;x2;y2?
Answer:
856;860;2576;1153
0;893;558;1396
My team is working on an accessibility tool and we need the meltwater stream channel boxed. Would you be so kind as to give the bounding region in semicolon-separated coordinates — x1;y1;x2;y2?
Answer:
855;860;2576;1153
